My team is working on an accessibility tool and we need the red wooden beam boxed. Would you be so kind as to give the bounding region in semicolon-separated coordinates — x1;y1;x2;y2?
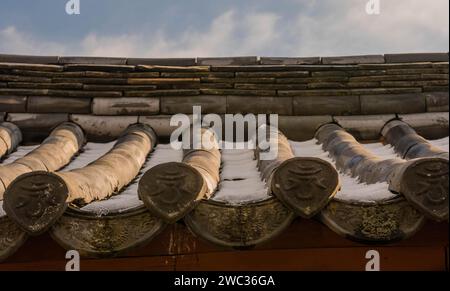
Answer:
1;219;448;271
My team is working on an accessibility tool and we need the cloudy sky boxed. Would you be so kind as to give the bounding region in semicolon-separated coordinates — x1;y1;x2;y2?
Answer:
0;0;448;57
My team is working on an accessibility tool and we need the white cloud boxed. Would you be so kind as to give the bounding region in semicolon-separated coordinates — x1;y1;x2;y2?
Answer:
143;10;239;57
0;1;448;57
0;26;67;55
0;10;281;57
240;13;281;54
135;11;281;57
289;0;449;56
80;33;141;57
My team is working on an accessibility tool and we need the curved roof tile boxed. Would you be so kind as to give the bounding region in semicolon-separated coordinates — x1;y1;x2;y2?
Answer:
0;53;448;264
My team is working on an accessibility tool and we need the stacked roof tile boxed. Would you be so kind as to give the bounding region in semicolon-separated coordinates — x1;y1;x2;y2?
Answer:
0;53;448;264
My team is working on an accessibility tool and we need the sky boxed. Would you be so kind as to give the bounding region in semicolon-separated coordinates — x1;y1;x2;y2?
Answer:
0;0;448;57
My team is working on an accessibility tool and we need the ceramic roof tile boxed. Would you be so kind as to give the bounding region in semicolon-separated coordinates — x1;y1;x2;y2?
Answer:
0;53;448;262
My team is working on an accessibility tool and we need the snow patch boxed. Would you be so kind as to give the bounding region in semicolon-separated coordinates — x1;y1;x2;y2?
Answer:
62;142;116;171
0;201;5;217
429;136;449;153
0;145;39;165
361;142;398;160
290;139;399;203
211;148;270;205
79;144;183;216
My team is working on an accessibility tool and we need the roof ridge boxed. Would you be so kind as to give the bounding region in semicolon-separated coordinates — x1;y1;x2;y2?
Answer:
0;52;448;66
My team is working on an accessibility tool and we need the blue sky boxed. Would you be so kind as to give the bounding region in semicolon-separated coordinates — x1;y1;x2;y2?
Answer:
0;0;448;57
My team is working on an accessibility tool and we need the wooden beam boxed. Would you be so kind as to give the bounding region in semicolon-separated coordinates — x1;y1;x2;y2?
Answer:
0;220;447;271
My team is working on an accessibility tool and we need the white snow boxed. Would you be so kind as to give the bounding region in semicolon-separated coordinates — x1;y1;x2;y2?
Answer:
429;136;449;153
211;147;270;205
333;175;398;203
0;145;39;165
62;142;116;171
79;144;183;216
0;201;5;217
359;137;450;159
1;136;420;217
289;139;399;203
361;142;398;160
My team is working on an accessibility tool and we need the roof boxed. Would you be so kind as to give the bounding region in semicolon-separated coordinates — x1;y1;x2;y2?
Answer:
0;53;448;262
